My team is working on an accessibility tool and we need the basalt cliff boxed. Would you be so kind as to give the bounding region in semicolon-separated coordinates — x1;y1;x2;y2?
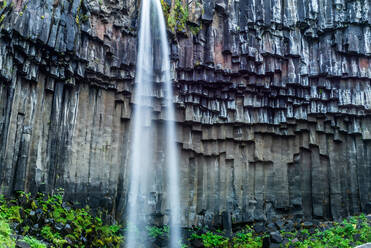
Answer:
0;0;370;227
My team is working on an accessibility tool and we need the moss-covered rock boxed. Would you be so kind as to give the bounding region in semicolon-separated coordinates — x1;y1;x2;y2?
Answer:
0;191;123;248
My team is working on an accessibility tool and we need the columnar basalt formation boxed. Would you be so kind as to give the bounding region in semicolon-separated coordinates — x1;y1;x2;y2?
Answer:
0;0;370;227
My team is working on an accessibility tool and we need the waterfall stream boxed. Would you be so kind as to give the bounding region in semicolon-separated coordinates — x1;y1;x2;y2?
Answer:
126;0;181;246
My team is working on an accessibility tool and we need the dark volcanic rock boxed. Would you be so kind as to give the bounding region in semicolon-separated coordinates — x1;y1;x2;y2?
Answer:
190;238;204;248
16;240;30;248
254;222;265;233
284;220;295;232
262;236;270;248
270;231;283;244
222;211;232;237
303;221;313;228
267;223;277;232
0;0;370;228
275;220;285;230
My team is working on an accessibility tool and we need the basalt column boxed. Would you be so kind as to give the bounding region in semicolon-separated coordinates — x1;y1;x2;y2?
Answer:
0;0;370;227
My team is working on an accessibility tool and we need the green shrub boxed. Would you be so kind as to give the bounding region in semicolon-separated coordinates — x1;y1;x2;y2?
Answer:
0;219;15;248
147;225;169;238
284;214;371;248
161;0;190;33
188;215;370;248
22;236;47;248
191;231;229;248
0;190;123;248
232;226;264;248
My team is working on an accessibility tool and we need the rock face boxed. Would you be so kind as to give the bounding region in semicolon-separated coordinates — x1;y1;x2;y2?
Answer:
0;0;370;227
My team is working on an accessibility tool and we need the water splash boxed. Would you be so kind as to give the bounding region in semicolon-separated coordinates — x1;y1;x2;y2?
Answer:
126;0;181;247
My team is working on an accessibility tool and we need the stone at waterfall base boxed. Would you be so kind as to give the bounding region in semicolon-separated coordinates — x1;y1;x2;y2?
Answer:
355;244;371;248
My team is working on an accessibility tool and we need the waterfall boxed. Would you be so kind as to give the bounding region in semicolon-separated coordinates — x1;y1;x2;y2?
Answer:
126;0;181;247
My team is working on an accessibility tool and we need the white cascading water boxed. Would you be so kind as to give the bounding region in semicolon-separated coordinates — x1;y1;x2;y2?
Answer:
126;0;181;247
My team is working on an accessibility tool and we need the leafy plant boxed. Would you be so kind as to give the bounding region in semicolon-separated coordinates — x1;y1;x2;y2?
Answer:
284;214;371;248
232;226;264;248
161;0;190;33
147;225;169;238
0;219;15;248
188;215;370;248
40;226;67;247
191;231;229;248
23;236;47;248
0;190;123;248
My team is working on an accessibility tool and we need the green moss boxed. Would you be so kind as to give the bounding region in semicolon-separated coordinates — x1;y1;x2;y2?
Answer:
19;0;28;16
189;23;202;36
161;0;201;34
1;1;7;10
75;0;84;26
81;14;89;22
0;14;6;23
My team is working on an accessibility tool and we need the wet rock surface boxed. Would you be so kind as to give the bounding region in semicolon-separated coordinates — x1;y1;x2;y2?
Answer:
0;0;370;227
